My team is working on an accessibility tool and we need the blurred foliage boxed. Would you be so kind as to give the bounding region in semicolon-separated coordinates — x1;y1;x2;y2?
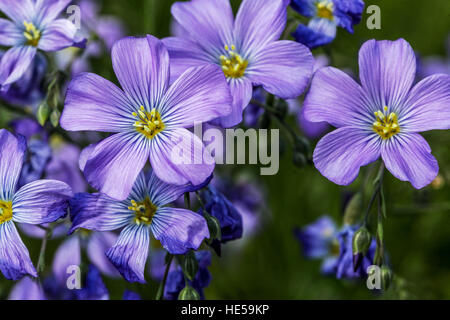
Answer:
0;0;449;300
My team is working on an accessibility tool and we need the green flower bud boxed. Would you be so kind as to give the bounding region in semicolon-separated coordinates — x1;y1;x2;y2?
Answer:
50;109;61;127
205;213;221;241
178;285;200;300
182;251;198;281
36;101;50;126
352;227;372;271
343;193;362;225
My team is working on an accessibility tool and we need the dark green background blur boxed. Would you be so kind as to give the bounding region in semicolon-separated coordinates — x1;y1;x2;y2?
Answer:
1;0;450;299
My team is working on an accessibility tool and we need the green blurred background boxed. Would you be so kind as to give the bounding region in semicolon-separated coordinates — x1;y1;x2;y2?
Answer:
1;0;450;299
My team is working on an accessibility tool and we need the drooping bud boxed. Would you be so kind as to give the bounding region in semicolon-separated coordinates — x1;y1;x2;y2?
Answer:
352;227;372;271
381;265;393;291
50;109;60;127
205;213;221;241
343;193;362;225
178;285;200;300
36;101;50;126
182;251;198;281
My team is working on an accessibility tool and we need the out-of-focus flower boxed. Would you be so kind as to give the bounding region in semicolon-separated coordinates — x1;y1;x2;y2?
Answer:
201;186;243;243
295;216;376;278
123;290;141;300
418;36;450;78
8;276;46;300
70;170;209;283
164;251;212;300
61;35;232;200
303;39;450;189
0;129;72;280
44;264;109;300
291;0;365;49
0;0;85;89
0;51;47;108
164;0;314;127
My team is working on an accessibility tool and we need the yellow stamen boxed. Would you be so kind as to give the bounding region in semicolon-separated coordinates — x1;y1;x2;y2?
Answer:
128;197;157;225
23;21;41;47
316;1;334;20
220;44;248;79
372;106;400;139
132;106;165;139
0;200;13;224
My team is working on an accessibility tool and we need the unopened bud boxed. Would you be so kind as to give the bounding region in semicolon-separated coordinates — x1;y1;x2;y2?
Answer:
381;265;393;291
36;102;50;126
178;285;200;300
182;251;198;281
352;227;371;271
205;213;221;241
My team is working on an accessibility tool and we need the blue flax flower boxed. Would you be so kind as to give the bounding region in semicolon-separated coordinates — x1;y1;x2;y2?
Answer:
69;170;210;283
291;0;364;49
164;0;314;127
61;35;232;200
0;0;85;89
0;129;72;280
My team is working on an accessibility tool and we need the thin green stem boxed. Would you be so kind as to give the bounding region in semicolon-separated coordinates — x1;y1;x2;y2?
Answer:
363;161;385;225
36;227;52;275
155;253;174;300
184;192;190;209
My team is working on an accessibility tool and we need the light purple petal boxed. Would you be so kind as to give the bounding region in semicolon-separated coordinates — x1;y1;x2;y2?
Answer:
111;35;169;109
0;221;37;280
400;74;450;132
51;235;80;285
8;277;45;300
87;232;120;277
160;64;232;128
234;0;289;56
216;78;253;128
147;169;192;207
0;0;34;24
0;46;36;88
248;40;313;99
359;39;416;112
151;207;209;255
0;129;25;201
314;127;381;185
69;193;132;233
106;223;150;283
162;37;211;81
0;18;22;46
83;132;150;200
79;142;97;171
171;0;234;55
60;72;135;132
34;0;72;27
303;66;371;127
12;179;72;224
381;133;438;189
38;19;80;51
150;128;214;186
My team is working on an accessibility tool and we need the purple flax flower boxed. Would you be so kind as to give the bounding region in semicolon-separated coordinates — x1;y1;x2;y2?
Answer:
0;129;72;280
0;0;85;89
163;0;314;127
303;39;450;189
60;35;232;200
418;36;450;78
291;0;364;49
69;170;210;283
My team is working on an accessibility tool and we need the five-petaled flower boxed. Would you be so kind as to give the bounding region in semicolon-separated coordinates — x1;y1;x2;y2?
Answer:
0;129;72;280
163;0;314;127
303;39;450;189
0;0;85;90
60;35;232;200
290;0;365;49
69;170;210;283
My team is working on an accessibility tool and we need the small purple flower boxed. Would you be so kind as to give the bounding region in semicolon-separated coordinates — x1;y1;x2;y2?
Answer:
0;129;72;280
0;50;47;107
295;216;376;279
61;35;232;200
303;39;450;189
164;250;212;300
69;170;210;283
163;0;314;127
0;0;85;89
123;290;141;300
418;36;450;78
291;0;365;49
